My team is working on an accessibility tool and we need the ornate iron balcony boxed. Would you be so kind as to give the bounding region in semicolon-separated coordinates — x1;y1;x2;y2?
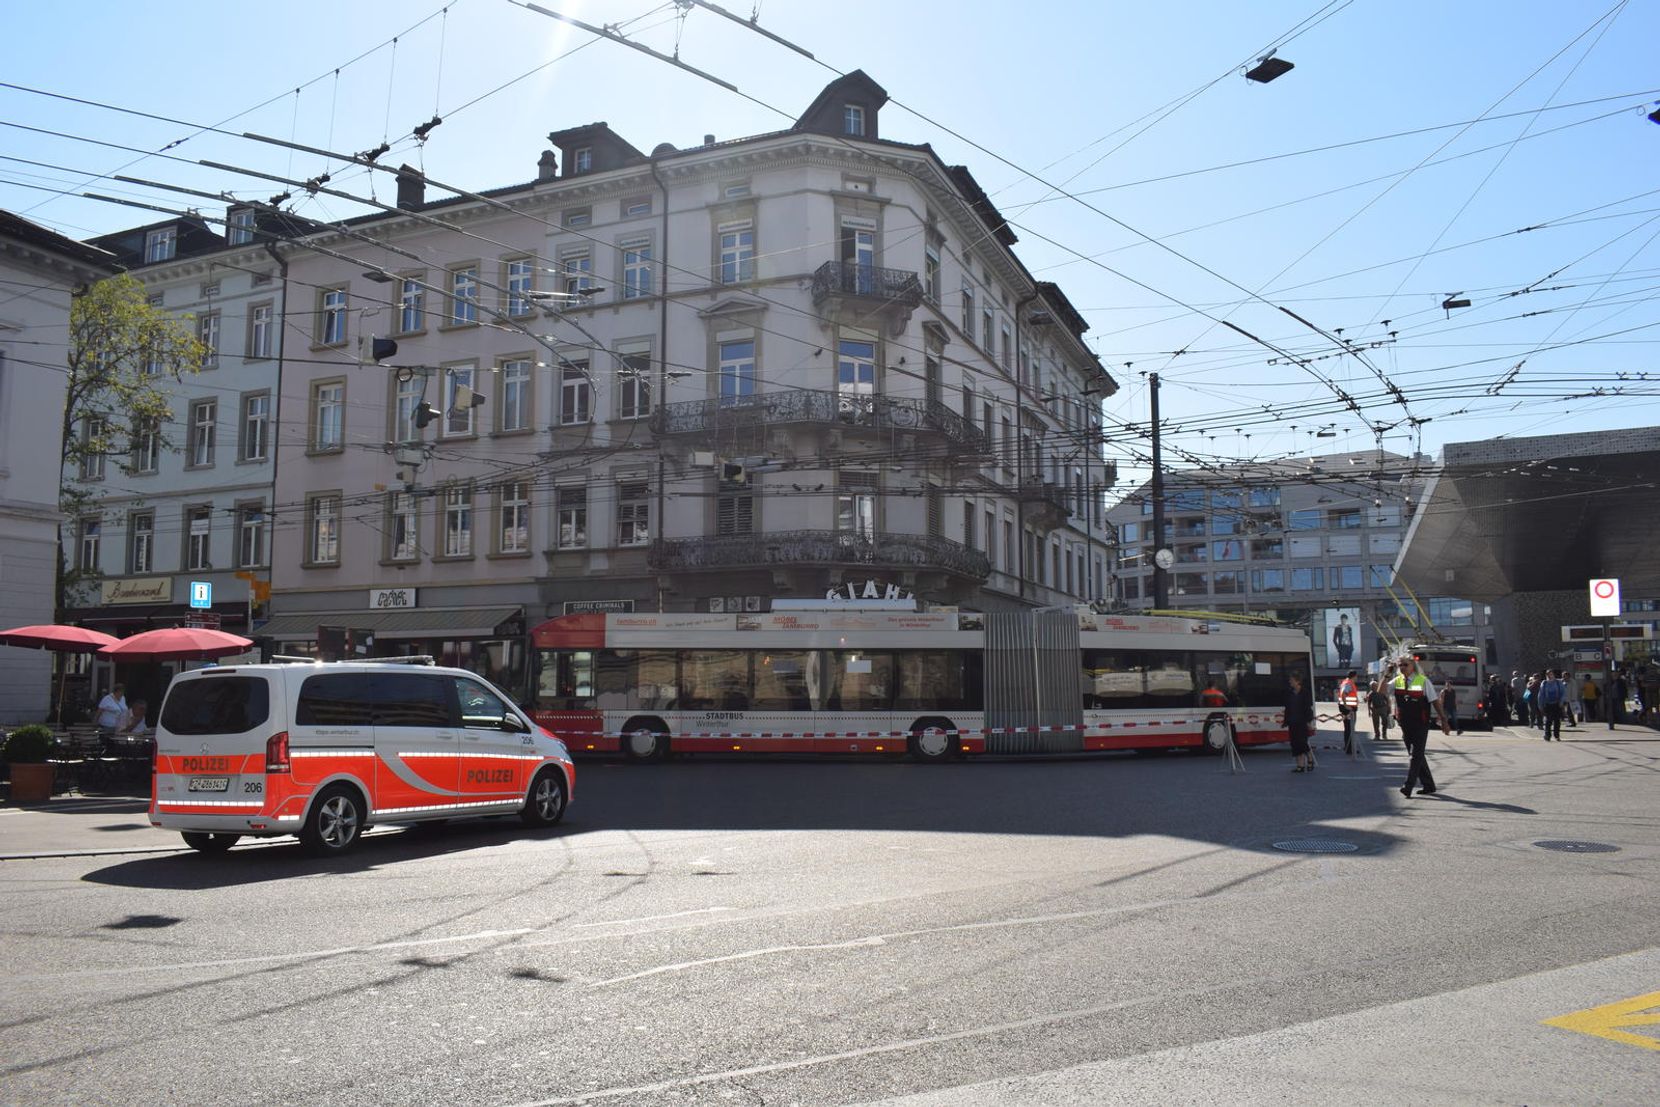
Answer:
811;261;925;310
1018;479;1073;526
651;387;988;451
649;529;991;580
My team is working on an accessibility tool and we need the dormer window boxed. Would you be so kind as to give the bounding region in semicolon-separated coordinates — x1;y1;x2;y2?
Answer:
573;147;592;173
226;208;255;246
143;226;176;264
843;104;865;136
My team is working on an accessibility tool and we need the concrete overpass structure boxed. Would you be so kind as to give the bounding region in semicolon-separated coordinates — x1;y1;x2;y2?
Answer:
1396;426;1660;676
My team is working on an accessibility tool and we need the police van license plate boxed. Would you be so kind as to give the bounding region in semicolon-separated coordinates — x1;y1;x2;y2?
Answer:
188;777;230;792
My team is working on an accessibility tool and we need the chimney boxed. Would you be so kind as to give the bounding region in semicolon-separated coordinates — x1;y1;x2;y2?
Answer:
395;164;425;211
703;134;716;146
537;149;559;182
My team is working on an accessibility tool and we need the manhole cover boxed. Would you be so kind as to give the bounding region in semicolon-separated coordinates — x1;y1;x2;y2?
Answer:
1272;839;1359;854
1534;840;1620;854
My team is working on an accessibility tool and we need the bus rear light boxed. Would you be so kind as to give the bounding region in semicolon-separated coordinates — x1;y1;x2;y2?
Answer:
265;731;291;774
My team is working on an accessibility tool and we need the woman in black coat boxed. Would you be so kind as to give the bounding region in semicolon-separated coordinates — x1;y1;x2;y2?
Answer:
1286;672;1315;772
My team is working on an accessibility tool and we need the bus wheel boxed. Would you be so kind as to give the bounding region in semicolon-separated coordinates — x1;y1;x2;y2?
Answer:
909;719;957;763
622;723;669;763
1197;713;1233;756
181;832;240;854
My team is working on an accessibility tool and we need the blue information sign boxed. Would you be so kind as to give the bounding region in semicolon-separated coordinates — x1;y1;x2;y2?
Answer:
189;581;213;609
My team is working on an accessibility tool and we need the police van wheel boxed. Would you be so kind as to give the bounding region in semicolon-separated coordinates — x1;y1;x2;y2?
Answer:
521;769;568;828
181;832;240;854
300;786;364;856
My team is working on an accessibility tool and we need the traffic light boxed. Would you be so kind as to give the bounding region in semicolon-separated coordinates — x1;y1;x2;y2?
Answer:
413;400;438;429
720;461;746;484
371;337;398;362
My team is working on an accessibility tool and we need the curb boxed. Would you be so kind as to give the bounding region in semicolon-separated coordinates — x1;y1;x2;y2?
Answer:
0;845;188;862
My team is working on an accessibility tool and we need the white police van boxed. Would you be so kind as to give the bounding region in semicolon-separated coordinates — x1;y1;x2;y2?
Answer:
150;658;574;856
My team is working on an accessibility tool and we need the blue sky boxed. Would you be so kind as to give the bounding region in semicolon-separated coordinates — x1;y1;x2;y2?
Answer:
5;0;1658;494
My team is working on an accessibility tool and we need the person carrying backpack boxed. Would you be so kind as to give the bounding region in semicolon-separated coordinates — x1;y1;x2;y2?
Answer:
1538;669;1566;740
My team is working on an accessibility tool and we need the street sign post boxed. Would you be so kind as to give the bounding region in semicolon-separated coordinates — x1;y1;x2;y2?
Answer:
189;581;212;609
1590;578;1620;730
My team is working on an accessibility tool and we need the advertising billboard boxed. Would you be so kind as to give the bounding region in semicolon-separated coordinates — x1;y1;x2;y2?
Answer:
1317;606;1362;670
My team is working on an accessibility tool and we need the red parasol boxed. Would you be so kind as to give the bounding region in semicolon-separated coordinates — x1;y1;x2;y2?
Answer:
0;624;121;652
99;627;254;663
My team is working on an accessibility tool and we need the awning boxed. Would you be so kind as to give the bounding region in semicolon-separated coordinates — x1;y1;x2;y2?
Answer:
255;606;522;642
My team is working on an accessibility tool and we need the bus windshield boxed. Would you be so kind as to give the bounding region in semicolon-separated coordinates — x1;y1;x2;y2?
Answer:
1414;649;1479;686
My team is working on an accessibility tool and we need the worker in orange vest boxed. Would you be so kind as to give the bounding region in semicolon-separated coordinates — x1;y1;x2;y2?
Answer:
1200;680;1229;709
1337;668;1362;754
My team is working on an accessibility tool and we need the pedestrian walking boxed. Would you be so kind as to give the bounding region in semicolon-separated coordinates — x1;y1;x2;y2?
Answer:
1286;673;1316;773
1538;669;1566;740
1510;670;1528;727
1337;669;1361;754
1393;655;1450;797
1611;670;1629;726
1580;674;1599;723
1439;683;1463;736
1369;666;1395;740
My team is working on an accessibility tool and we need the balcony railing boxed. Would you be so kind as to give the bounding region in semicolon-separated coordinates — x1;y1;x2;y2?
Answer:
652;388;987;451
1019;479;1073;525
810;261;925;311
649;530;990;580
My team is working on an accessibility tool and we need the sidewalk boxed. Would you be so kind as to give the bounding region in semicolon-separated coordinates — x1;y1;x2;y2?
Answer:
0;793;180;860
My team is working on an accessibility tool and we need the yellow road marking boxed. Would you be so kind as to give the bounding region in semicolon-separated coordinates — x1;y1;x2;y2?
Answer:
1543;990;1660;1052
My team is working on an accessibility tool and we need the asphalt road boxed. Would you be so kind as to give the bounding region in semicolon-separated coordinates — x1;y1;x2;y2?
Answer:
3;720;1658;1106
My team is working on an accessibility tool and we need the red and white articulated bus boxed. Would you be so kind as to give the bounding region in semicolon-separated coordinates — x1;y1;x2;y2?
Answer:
527;607;1311;761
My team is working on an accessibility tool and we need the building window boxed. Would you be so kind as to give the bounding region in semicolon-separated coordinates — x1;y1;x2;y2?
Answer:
561;249;593;296
311;381;344;451
442;484;473;558
450;266;479;325
506;258;535;316
130;419;159;475
837;338;875;407
844;103;865;136
1249;487;1281;508
924;233;942;303
499;359;531;432
77;518;101;572
557;487;588;548
572;147;592;173
623;197;652;217
1289;536;1321;559
319;288;347;345
1003;519;1015;574
241;393;269;462
238;505;266;568
1251;568;1285;593
564;206;592;227
999;322;1011;369
1288;508;1323;530
1369;565;1394;588
622;238;653;299
186;507;212;570
248;302;273;358
79;418;107;481
1334;564;1365;589
837;471;878;540
961;378;976;428
1291;567;1325;591
394;372;423;443
387;493;419;562
618;351;651;419
718;222;755;284
1369;533;1402;555
1214;570;1245;594
307;495;340;565
1212;539;1244;561
718;339;755;402
197;311;220;368
1251;537;1284;558
963;501;976;549
559;361;591;425
617;481;649;547
188;399;216;467
985;508;997;567
840;221;876;283
1369;504;1402;528
129;512;154;573
398;277;425;333
443;365;477;437
982;308;994;350
227;208;255;246
498;482;530;554
961;285;976;335
716;475;752;536
143;227;175;264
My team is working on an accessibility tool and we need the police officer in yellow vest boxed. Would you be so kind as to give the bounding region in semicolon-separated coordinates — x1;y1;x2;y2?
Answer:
1393;655;1450;797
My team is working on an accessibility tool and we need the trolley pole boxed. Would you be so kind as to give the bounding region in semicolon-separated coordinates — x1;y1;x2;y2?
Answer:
1149;373;1169;609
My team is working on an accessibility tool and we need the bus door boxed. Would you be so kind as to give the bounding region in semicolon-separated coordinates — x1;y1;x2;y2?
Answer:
983;611;1083;753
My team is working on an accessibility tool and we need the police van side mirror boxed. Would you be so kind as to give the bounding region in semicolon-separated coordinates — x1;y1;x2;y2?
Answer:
501;713;529;733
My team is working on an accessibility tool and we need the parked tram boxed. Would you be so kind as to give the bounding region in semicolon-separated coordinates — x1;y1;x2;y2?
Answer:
528;607;1311;760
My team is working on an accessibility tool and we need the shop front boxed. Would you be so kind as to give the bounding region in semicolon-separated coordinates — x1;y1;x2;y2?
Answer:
255;592;528;702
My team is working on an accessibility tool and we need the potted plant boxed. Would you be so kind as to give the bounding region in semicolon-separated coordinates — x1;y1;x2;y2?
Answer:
4;724;58;803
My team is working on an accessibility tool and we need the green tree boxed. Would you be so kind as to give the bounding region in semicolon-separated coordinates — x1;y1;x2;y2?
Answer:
58;274;205;614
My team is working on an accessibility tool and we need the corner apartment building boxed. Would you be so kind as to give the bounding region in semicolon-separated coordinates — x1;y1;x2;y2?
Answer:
254;71;1117;697
0;211;114;725
62;211;288;703
1105;450;1494;685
